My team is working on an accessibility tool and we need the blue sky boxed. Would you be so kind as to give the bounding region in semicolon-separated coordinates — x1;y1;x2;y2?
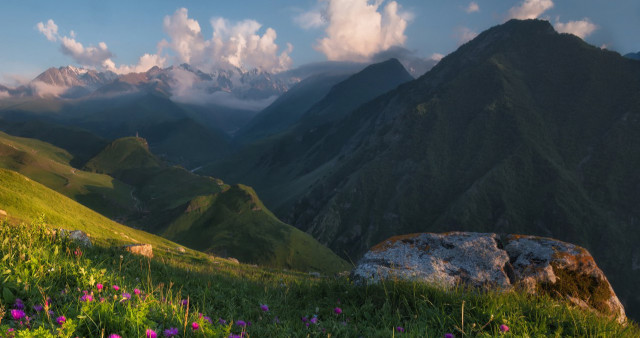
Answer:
0;0;638;84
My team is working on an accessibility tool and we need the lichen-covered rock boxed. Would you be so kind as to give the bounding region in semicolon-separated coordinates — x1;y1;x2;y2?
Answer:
352;232;511;289
353;232;626;323
503;235;626;322
124;244;153;258
58;229;92;247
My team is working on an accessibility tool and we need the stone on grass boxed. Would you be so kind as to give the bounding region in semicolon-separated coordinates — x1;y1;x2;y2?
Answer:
352;232;626;323
58;229;92;247
124;244;153;258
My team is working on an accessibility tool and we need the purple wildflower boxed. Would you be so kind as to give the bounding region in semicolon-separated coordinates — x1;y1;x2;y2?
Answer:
306;322;310;327
334;307;342;314
56;316;66;325
14;299;24;310
181;299;188;306
146;329;157;338
500;324;509;333
301;316;308;322
260;304;269;312
204;316;212;324
236;320;246;327
11;309;25;320
218;318;227;325
33;304;44;312
229;335;241;338
444;334;455;338
396;326;405;333
310;316;319;324
80;294;93;302
122;293;131;300
163;327;179;337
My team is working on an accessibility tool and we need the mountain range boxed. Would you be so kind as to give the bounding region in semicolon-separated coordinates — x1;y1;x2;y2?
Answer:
2;18;640;320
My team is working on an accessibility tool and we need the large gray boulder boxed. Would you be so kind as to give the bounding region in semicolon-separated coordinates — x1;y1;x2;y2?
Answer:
58;229;92;247
352;232;626;323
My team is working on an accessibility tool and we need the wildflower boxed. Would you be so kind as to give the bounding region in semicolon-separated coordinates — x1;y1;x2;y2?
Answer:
260;304;269;312
204;316;212;324
14;299;24;310
273;316;280;324
80;294;93;302
301;316;308;323
56;316;66;325
229;335;241;338
146;329;157;338
33;304;44;312
192;322;199;330
108;335;122;338
444;334;455;338
112;285;120;291
11;309;25;320
134;288;141;295
163;327;179;337
236;320;246;327
334;307;342;314
500;324;509;333
100;297;105;302
219;318;227;325
310;316;319;324
396;326;405;333
306;322;310;327
97;283;104;291
181;299;188;306
122;293;131;300
48;310;55;316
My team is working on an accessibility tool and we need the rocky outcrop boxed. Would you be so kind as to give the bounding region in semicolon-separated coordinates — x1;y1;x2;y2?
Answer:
124;244;153;258
352;232;626;323
0;209;7;217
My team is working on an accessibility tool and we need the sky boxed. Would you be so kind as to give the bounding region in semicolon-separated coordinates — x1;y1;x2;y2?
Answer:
0;0;639;85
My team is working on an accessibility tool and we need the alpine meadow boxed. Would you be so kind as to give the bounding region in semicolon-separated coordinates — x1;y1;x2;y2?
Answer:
1;1;640;337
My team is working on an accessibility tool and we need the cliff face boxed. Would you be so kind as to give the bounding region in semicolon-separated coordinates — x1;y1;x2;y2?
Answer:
352;232;626;323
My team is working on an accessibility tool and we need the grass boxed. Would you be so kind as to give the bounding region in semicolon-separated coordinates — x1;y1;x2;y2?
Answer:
1;219;638;337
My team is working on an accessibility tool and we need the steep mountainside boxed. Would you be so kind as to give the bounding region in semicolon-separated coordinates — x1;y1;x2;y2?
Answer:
236;71;354;143
202;59;414;209
270;20;640;318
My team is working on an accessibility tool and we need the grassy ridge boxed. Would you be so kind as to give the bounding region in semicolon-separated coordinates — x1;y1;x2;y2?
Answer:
0;132;134;218
161;184;351;273
0;219;638;337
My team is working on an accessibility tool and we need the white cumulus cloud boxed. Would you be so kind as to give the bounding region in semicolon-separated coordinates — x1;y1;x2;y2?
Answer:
294;10;326;30
465;2;479;14
507;0;554;20
554;19;597;39
315;0;411;62
29;81;68;97
159;8;292;73
36;19;58;41
0;90;10;99
60;36;113;67
104;53;167;74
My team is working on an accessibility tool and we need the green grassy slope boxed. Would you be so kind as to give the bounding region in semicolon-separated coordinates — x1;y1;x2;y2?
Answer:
0;131;134;218
82;137;348;272
1;218;638;337
161;184;351;273
0;168;182;253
